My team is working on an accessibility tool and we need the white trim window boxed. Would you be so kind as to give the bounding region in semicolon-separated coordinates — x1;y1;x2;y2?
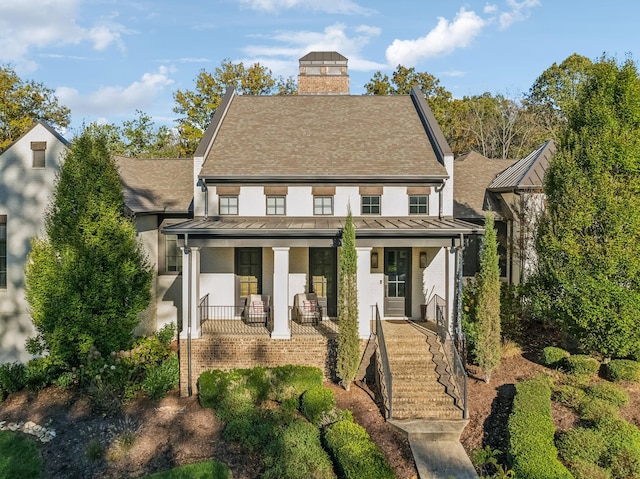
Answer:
219;196;239;215
266;196;286;215
313;196;333;215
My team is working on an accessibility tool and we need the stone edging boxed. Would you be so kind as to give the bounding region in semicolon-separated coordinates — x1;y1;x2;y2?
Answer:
0;420;56;443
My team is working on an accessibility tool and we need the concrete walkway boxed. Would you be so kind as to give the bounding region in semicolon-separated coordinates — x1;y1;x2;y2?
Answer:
390;419;478;479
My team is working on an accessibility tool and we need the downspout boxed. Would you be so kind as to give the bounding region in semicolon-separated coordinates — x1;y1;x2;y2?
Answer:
435;179;446;219
184;233;193;397
196;179;209;219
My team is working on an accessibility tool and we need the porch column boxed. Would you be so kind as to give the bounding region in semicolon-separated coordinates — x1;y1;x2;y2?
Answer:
446;246;455;337
271;247;291;339
356;247;372;339
180;246;201;340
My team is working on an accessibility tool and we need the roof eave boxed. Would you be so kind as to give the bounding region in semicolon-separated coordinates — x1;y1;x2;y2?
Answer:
197;174;449;184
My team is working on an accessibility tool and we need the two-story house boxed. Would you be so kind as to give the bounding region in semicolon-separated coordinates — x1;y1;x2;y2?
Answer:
0;122;68;363
162;52;481;393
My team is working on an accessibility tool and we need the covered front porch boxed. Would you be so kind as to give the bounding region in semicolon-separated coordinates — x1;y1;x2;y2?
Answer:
164;216;481;343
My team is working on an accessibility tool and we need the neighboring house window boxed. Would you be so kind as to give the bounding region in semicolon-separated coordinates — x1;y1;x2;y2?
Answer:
409;195;428;214
0;216;5;288
314;196;333;215
266;196;286;215
361;195;380;215
165;234;181;273
219;196;239;215
31;142;46;168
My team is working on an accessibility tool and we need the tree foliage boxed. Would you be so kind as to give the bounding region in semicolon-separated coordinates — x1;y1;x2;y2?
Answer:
337;207;360;390
25;129;153;367
173;59;296;156
475;213;502;382
85;111;181;158
0;65;70;151
534;55;640;358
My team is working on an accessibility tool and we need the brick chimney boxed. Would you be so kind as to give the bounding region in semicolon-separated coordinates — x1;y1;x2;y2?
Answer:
297;52;349;95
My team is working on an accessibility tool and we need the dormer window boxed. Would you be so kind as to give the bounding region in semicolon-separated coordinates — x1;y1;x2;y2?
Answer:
31;141;46;168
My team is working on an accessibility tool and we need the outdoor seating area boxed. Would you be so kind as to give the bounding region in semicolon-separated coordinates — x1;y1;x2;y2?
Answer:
243;294;271;326
292;292;322;325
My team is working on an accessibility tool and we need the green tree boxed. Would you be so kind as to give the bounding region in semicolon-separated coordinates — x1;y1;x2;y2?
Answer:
475;213;501;382
525;53;593;135
0;65;70;151
173;59;295;155
25;129;153;367
534;56;640;358
337;207;360;390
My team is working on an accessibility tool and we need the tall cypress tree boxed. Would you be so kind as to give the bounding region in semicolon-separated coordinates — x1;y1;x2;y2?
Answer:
475;212;501;382
535;56;640;358
25;129;152;367
336;207;360;390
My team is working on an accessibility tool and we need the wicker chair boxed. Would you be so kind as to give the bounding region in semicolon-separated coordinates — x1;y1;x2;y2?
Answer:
243;294;270;326
292;292;322;325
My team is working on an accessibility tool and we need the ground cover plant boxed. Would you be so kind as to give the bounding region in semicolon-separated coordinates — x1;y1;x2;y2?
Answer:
142;460;231;479
198;365;395;479
0;430;43;479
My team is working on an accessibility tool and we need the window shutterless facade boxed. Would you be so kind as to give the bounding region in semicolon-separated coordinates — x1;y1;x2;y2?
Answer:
219;195;239;215
313;196;333;215
31;142;46;168
165;234;181;273
409;195;429;214
361;195;381;215
266;196;286;215
0;216;6;288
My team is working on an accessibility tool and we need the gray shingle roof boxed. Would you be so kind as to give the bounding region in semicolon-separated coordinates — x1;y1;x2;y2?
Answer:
489;140;555;191
197;91;449;180
116;156;193;214
453;151;515;219
299;52;347;62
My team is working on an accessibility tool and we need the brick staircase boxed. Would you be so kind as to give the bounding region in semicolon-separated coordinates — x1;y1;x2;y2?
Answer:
381;320;464;420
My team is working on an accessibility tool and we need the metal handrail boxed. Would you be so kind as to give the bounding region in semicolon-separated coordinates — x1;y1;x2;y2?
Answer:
374;304;393;419
436;302;468;419
198;294;210;323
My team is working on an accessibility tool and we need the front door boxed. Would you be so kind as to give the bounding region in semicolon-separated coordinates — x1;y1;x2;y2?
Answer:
235;248;262;308
309;247;337;317
384;248;411;317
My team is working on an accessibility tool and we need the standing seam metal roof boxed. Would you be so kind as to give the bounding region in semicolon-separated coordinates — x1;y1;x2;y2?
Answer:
489;140;555;191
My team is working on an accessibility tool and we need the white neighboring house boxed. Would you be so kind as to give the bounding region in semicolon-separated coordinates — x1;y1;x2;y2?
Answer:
0;122;68;363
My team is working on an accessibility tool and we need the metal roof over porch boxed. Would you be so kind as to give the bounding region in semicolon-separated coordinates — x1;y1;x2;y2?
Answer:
163;216;483;247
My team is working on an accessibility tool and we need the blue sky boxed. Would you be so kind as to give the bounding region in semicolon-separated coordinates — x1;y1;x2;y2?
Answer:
2;0;639;134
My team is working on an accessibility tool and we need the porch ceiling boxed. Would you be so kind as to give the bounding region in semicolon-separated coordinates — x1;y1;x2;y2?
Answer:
163;216;483;239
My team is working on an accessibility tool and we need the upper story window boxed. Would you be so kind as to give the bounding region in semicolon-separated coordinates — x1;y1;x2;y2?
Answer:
31;142;46;168
409;195;429;214
165;234;181;273
219;196;239;215
314;196;333;215
0;216;7;288
266;196;286;215
361;195;381;215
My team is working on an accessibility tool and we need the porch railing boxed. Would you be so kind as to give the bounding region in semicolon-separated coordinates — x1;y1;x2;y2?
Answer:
373;304;393;420
198;294;246;324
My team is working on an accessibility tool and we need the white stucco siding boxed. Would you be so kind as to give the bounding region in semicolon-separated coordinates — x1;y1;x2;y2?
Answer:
0;124;66;363
334;187;359;216
422;247;448;311
287;187;311;216
239;187;264;216
441;154;454;216
381;187;406;216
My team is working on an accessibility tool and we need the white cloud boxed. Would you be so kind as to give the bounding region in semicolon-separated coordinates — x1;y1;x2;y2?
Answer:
237;0;374;15
0;0;126;70
498;0;540;29
241;22;386;78
385;8;485;66
56;66;174;119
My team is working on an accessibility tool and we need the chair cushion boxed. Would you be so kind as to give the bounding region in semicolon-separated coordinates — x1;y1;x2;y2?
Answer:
302;300;317;313
252;301;265;313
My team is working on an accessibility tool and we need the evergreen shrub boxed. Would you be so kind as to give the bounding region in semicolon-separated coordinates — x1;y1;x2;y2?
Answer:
507;376;574;479
564;354;600;376
542;346;570;368
602;359;640;382
301;386;336;425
